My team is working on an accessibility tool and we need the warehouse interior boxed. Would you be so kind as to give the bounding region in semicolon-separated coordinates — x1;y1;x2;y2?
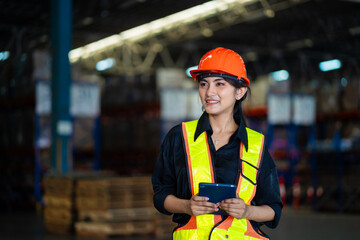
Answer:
1;0;360;239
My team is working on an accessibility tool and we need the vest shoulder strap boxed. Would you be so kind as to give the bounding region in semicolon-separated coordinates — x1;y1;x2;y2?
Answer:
238;127;265;204
242;127;264;169
182;120;214;196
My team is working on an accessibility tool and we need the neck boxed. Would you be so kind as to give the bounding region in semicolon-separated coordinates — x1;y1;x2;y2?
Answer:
208;113;238;134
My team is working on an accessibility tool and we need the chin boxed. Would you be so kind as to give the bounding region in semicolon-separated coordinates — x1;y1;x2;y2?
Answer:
205;109;220;115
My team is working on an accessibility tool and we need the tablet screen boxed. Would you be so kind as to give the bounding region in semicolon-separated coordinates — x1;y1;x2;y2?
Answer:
198;182;237;204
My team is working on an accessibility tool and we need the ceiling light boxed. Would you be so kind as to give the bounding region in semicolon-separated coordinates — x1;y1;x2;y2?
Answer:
319;59;341;72
201;28;213;37
0;51;10;61
96;58;115;71
270;70;289;81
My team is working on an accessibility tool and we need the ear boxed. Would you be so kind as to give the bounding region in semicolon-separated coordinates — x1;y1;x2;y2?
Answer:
235;87;247;100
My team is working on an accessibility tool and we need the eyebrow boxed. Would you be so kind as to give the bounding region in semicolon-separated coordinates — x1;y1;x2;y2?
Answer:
200;78;225;82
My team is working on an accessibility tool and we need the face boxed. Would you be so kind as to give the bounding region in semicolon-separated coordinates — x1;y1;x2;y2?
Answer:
198;77;247;116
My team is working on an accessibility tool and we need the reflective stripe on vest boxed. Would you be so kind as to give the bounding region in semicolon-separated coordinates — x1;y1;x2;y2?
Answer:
174;120;222;239
173;120;269;240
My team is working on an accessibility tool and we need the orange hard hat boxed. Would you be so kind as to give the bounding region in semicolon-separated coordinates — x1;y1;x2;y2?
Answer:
190;47;250;85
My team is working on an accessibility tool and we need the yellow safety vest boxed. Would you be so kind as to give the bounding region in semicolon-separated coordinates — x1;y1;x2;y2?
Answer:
173;120;269;240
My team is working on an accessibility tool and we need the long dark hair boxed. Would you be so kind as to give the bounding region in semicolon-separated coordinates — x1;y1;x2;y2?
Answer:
225;78;250;126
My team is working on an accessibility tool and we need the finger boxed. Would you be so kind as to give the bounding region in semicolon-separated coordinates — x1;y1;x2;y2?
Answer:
193;203;218;210
219;203;235;211
220;202;245;212
193;200;219;208
196;205;219;212
221;200;245;207
219;204;244;216
192;195;210;202
222;198;242;204
220;205;242;215
193;205;219;215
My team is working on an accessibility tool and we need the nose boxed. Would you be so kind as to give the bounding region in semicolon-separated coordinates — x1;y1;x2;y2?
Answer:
206;82;216;97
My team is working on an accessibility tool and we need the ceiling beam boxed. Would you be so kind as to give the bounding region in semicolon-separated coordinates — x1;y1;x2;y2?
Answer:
70;0;310;74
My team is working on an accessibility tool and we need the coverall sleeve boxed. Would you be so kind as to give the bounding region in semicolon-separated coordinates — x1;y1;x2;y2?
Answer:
252;146;283;229
152;127;178;215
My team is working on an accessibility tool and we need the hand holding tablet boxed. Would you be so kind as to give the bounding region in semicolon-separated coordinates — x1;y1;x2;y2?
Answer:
198;183;237;203
198;183;237;214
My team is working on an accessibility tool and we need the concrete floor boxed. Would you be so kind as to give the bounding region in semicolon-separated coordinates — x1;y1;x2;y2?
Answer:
269;209;360;240
1;209;360;240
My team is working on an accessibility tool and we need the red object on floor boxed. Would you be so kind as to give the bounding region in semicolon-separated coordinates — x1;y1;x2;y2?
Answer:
279;175;286;209
292;176;301;210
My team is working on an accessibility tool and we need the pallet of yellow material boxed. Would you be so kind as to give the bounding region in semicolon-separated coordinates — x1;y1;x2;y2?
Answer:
76;176;152;191
44;207;74;225
76;186;153;196
43;171;117;203
43;177;74;197
76;189;153;203
75;182;153;202
75;197;153;210
75;220;155;237
45;221;73;235
43;195;73;209
44;217;72;226
78;207;156;222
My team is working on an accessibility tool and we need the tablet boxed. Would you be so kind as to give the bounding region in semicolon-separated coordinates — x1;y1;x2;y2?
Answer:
198;182;237;204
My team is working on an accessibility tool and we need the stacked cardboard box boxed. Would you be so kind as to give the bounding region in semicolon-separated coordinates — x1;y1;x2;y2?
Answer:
75;176;156;238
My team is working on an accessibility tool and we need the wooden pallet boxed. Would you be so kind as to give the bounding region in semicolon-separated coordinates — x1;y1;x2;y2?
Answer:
76;176;152;190
43;176;74;198
78;207;156;222
75;176;153;210
44;207;74;225
75;220;155;237
44;171;117;195
45;221;73;235
44;177;73;188
76;189;152;202
75;197;152;210
44;195;73;209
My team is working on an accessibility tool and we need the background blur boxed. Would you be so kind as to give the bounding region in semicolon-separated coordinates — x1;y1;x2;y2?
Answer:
1;0;360;239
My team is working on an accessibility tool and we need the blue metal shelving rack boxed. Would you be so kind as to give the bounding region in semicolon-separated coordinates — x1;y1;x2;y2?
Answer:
266;93;317;209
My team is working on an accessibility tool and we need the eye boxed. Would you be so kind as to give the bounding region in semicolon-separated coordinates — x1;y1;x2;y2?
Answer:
199;81;207;87
216;81;225;86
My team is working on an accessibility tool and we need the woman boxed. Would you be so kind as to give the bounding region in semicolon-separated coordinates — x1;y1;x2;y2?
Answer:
152;47;282;239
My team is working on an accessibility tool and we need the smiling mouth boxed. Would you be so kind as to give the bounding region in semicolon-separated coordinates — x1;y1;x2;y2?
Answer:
206;100;219;104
